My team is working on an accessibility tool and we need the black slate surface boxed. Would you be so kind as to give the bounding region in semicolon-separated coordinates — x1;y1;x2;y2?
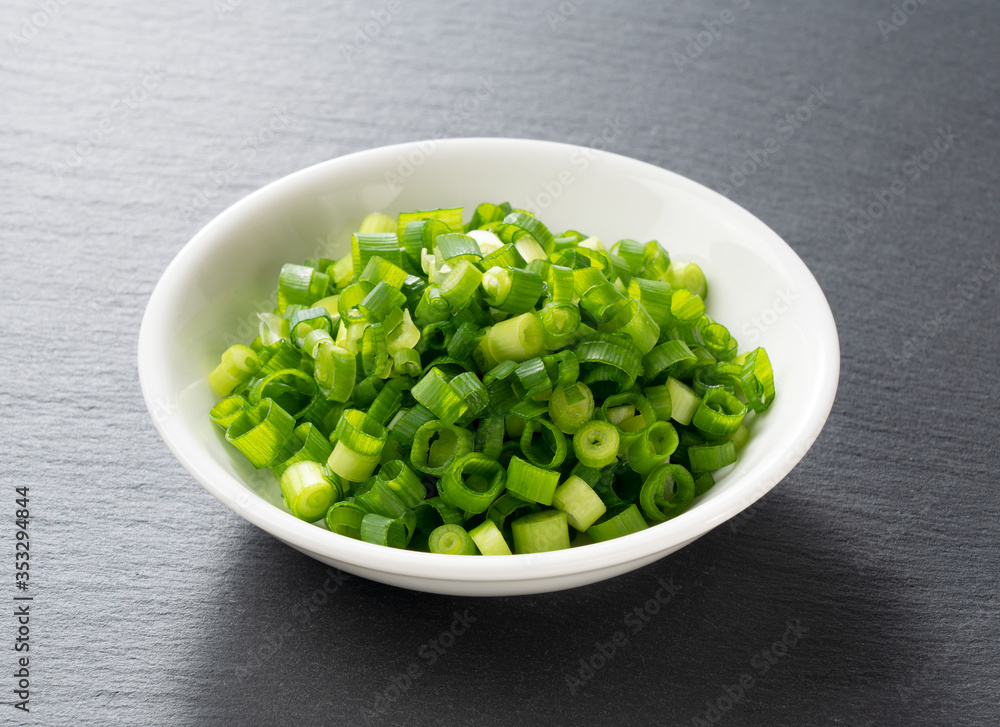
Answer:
2;0;998;725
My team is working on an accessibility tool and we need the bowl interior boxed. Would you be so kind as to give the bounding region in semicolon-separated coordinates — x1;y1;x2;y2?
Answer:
138;138;839;595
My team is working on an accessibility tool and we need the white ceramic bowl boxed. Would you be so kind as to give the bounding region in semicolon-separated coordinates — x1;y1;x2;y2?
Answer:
138;138;839;596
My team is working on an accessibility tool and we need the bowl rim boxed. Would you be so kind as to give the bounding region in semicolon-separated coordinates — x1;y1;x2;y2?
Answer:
138;136;840;584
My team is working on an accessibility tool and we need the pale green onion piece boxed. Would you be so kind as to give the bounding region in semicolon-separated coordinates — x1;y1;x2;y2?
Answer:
468;520;513;555
280;460;340;522
327;409;387;482
512;510;570;553
487;312;545;363
552;475;607;531
548;381;595;434
209;344;260;397
666;376;701;426
666;261;707;298
358;212;397;234
429;523;477;555
572;420;620;469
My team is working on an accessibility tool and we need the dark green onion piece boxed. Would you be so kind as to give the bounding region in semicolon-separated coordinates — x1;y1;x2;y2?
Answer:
626;421;679;475
474;416;505;459
519;418;569;469
410;420;475;476
361;512;415;549
740;347;775;413
438;452;506;514
325;501;366;538
692;388;747;438
639;463;695;522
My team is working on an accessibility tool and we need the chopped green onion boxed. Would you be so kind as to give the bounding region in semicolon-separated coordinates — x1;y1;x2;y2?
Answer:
692;388;747;438
547;381;595;434
209;344;260;397
519;418;568;469
572;420;620;468
210;204;775;556
506;456;560;506
438;452;506;513
587;504;648;542
552;475;607;531
226;398;296;468
687;440;737;472
468;520;513;555
280;461;340;522
361;512;415;549
210;395;247;429
411;367;469;425
740;347;775;412
666;376;701;426
639;463;694;522
410;420;474;476
487;312;545;363
429;523;477;555
512;510;570;553
328;409;387;482
325;501;366;538
626;421;679;475
666;261;707;298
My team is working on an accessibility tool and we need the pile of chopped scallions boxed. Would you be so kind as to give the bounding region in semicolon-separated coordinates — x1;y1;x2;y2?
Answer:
208;204;775;555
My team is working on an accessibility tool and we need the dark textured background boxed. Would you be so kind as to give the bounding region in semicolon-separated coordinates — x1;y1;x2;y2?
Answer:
2;0;998;725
